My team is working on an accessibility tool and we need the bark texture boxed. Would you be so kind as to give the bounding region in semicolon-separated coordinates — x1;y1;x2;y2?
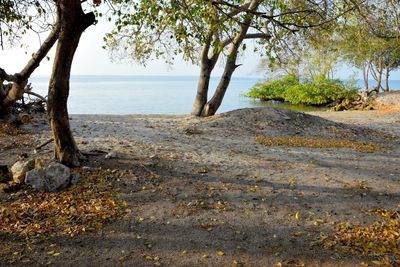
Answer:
191;34;220;116
47;0;95;166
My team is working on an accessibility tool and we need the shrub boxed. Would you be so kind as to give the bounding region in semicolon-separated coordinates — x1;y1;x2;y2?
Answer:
246;75;299;101
247;76;358;106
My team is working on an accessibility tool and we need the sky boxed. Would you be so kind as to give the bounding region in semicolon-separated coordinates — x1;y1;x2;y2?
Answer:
0;17;263;78
0;16;396;80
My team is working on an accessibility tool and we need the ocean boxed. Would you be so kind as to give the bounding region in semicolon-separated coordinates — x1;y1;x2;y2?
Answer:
29;75;400;115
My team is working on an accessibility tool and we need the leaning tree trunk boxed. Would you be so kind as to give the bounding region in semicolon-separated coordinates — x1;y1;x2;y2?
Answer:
202;55;239;117
370;62;383;94
0;23;60;115
47;0;95;166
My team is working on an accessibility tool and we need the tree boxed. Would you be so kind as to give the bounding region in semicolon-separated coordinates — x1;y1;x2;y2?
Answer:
342;0;400;92
259;27;342;82
47;0;96;166
106;0;352;117
1;0;96;166
0;1;57;116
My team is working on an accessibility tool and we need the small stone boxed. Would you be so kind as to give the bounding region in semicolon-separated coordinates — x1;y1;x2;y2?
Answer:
105;151;118;159
11;159;35;184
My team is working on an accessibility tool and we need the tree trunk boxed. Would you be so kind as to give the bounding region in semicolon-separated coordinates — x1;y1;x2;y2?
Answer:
202;56;239;117
47;0;95;166
385;66;390;92
370;62;382;94
200;0;259;117
191;33;221;116
376;67;382;93
192;60;213;116
363;62;369;90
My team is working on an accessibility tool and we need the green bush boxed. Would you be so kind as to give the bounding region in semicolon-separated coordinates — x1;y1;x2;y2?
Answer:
247;76;358;106
246;75;299;101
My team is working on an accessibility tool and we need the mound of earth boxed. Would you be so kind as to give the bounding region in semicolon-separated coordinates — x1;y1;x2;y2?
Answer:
191;108;391;143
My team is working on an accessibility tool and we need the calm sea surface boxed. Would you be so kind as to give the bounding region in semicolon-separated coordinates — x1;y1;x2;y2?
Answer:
29;75;400;115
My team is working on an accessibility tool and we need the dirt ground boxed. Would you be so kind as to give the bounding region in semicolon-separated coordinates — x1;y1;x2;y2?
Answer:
1;107;400;266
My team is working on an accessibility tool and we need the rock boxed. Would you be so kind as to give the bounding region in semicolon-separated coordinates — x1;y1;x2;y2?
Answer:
105;151;118;159
11;159;35;184
44;162;71;192
25;168;46;191
25;162;72;192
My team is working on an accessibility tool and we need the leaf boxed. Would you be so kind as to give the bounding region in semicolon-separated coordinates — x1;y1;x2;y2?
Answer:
217;251;225;256
295;211;301;220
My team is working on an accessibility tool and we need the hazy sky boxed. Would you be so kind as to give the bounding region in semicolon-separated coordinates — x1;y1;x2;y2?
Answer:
0;17;394;80
0;18;264;78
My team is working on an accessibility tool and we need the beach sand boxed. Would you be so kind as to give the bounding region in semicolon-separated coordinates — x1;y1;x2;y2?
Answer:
1;107;400;266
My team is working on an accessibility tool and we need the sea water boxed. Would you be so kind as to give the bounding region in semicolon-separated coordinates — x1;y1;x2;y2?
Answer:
29;75;400;115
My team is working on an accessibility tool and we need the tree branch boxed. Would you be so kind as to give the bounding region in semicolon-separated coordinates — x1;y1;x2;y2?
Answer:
19;22;60;80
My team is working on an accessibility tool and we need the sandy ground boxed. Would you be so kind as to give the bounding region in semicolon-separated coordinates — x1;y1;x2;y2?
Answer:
1;107;400;266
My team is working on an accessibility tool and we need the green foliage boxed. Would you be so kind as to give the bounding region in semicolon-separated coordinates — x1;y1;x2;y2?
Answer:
247;75;298;101
0;1;54;47
105;1;352;65
247;76;358;106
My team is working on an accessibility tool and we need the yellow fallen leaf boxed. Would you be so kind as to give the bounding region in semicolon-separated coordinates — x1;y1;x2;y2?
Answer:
145;255;153;261
52;252;60;257
295;211;301;220
217;251;225;256
293;231;303;237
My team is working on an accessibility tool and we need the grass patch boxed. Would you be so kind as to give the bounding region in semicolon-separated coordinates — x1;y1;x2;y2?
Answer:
255;135;384;153
0;169;126;237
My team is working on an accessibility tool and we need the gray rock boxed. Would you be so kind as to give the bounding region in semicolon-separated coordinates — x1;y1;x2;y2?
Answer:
44;162;71;192
25;168;46;191
25;162;72;192
11;159;35;184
